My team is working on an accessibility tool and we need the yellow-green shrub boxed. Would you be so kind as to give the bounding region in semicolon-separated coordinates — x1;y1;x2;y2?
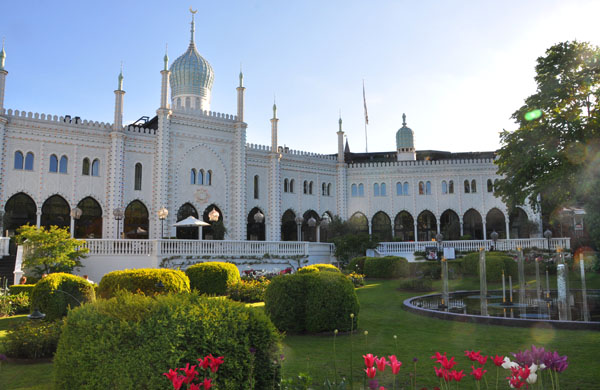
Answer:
297;263;340;273
185;262;240;295
8;284;36;296
97;268;190;299
30;273;95;321
363;256;409;278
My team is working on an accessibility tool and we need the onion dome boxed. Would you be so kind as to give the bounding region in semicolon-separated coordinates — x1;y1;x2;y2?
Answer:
396;113;415;150
169;11;214;110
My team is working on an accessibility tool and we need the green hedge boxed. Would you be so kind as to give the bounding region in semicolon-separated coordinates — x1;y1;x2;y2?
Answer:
30;273;96;321
9;284;36;296
398;278;433;292
296;264;341;273
186;262;241;295
97;268;190;299
227;279;270;303
53;293;281;390
1;319;63;359
408;260;463;280
264;272;359;333
347;256;367;274
362;256;409;279
462;252;517;282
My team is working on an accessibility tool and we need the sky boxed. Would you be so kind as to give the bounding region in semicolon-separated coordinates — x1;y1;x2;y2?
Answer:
2;0;599;154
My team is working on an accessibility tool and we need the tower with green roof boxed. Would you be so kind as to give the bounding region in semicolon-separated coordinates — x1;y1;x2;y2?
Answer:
396;113;416;161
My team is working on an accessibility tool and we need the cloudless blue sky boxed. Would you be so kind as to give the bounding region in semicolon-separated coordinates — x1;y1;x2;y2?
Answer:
2;1;598;153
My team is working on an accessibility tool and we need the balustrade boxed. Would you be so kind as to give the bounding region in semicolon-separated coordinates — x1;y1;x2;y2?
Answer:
377;238;570;254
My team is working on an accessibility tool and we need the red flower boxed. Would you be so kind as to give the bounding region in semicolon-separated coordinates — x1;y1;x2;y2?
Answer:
451;369;466;382
163;368;179;382
364;354;376;368
208;355;225;373
365;367;377;378
376;356;389;372
439;356;457;370
431;352;446;361
198;356;210;370
470;365;487;381
477;355;488;365
189;384;201;390
201;377;212;390
492;355;504;367
390;359;402;375
518;366;530;381
434;366;447;379
170;375;186;390
179;363;198;384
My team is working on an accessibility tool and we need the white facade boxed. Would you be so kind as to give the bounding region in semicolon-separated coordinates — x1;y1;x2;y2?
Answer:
0;16;540;244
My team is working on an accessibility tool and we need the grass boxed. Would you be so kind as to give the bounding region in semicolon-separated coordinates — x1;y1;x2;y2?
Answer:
0;272;599;389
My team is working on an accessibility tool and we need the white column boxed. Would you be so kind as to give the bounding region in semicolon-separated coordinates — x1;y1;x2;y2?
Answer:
160;70;170;109
152;109;171;239
36;210;41;228
483;221;487;241
505;219;510;239
237;72;245;122
231;121;247;240
106;132;125;238
414;222;418;242
0;117;8;205
267;107;281;241
0;69;7;112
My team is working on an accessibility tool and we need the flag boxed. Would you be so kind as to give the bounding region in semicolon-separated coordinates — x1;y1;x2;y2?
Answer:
362;80;369;125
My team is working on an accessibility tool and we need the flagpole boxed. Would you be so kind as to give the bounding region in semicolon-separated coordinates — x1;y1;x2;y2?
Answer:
363;80;369;153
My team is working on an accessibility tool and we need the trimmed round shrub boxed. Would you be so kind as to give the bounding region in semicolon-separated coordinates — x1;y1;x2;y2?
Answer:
461;252;516;281
363;256;409;278
186;262;240;295
9;284;36;296
30;273;95;321
348;256;367;273
297;263;341;274
264;272;359;333
97;268;190;299
53;293;281;390
227;279;270;303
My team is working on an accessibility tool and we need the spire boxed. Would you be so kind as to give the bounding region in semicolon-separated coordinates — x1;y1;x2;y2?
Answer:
0;38;6;70
272;96;277;119
402;113;407;127
338;111;343;132
189;8;198;45
239;63;243;87
117;62;124;91
163;43;169;71
344;138;350;153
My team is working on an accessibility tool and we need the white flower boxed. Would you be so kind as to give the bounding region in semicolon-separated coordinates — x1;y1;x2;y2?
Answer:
539;363;547;370
502;357;519;370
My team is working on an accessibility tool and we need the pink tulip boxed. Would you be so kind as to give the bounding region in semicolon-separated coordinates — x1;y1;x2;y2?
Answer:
364;354;376;368
376;356;389;372
365;366;377;378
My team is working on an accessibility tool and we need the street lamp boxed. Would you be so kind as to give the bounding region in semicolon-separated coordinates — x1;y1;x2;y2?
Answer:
435;232;443;256
295;216;304;241
253;210;265;223
490;230;499;251
113;208;124;239
208;208;220;222
544;229;553;251
70;207;82;238
28;289;83;320
158;206;168;239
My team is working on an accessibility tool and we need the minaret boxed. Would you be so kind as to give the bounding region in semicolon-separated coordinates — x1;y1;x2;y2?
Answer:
0;39;8;212
113;65;125;131
337;116;344;163
271;101;278;153
160;45;170;109
267;101;281;241
236;68;245;121
336;115;348;220
0;39;8;111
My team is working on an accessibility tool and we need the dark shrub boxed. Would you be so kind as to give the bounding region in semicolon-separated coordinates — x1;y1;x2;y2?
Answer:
348;256;367;273
9;284;35;296
0;292;29;316
363;256;409;278
186;262;241;295
1;319;63;358
53;293;281;390
30;273;95;321
264;273;358;333
227;279;270;303
97;268;190;299
462;252;516;281
398;278;433;292
297;264;340;274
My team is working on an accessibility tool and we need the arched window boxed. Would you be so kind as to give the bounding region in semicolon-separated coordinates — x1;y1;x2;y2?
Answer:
303;180;308;194
493;179;498;194
91;159;100;176
322;182;327;196
396;182;402;196
207;170;212;185
381;183;387;196
441;180;447;194
290;179;295;193
449;180;454;194
254;175;259;199
82;158;90;175
25;152;34;171
309;181;314;195
471;179;477;193
190;168;197;184
464;180;470;193
403;182;409;195
351;183;358;197
425;181;431;195
14;151;24;169
358;183;365;197
284;178;289;193
134;163;142;190
49;154;58;172
418;181;425;195
59;155;68;173
487;179;493;193
374;183;380;197
327;183;331;196
198;169;204;185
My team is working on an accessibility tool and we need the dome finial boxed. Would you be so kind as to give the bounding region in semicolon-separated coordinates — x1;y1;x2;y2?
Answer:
402;113;407;127
117;61;124;90
0;37;6;70
163;43;169;71
338;110;343;131
273;95;277;118
239;62;243;87
189;7;198;45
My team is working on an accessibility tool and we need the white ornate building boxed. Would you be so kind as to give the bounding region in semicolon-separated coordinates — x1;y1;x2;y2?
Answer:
0;14;541;245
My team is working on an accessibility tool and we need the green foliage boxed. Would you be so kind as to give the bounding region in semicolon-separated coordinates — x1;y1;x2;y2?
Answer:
97;268;190;299
185;262;241;295
8;284;35;297
332;233;378;265
347;256;367;274
345;272;365;287
296;264;341;274
30;273;95;321
408;260;463;280
53;292;281;390
211;220;227;240
362;256;409;279
264;272;359;333
1;319;63;359
0;293;30;316
227;279;270;303
398;278;433;292
461;252;517;282
494;41;600;249
15;225;89;277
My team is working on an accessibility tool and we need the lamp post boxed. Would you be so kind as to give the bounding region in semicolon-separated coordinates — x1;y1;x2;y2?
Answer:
158;206;168;239
70;207;82;238
295;216;304;241
208;208;220;222
113;208;124;239
490;230;499;251
307;217;317;242
253;210;265;224
28;289;83;320
319;214;330;242
435;232;443;257
544;229;552;251
253;210;265;241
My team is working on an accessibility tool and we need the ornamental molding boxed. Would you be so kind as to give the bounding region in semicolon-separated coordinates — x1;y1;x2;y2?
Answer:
3;188;38;205
122;196;152;211
74;194;107;214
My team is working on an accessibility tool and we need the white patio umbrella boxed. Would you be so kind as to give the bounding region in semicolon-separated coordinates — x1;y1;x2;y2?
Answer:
173;216;210;240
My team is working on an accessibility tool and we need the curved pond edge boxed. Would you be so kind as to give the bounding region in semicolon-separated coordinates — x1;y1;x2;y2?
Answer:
403;290;600;331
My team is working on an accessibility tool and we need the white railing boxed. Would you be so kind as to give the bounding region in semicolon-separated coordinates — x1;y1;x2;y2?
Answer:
84;239;155;255
377;237;571;254
0;237;10;256
307;242;336;256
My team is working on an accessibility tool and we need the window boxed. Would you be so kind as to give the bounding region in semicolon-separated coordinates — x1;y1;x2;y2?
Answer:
351;184;358;197
91;159;100;176
327;183;331;196
290;179;295;193
134;163;142;190
303;180;308;194
374;183;380;197
309;181;313;195
207;170;212;185
358;183;365;197
198;169;204;185
487;179;493;193
253;175;259;199
49;154;58;172
418;181;424;195
185;97;191;108
381;183;387;196
14;151;24;169
442;181;447;194
403;182;409;195
82;158;90;175
396;182;402;196
191;169;196;184
177;98;182;109
284;178;289;192
471;179;477;193
425;181;431;195
59;156;68;173
322;183;327;196
25;152;34;171
493;179;498;194
464;180;470;193
195;97;200;109
448;180;454;194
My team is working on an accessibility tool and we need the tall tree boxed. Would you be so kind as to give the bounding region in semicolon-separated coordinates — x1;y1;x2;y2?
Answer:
495;41;600;247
